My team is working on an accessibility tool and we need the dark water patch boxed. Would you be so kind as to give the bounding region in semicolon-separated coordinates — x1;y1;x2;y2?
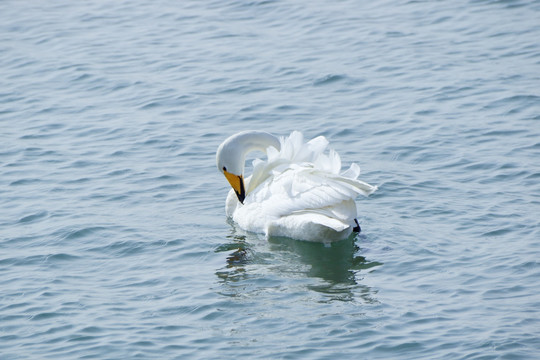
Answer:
484;94;540;111
0;335;18;342
109;150;131;157
463;161;499;171
70;160;96;168
155;174;177;181
482;227;513;237
525;172;540;179
45;253;81;262
414;109;437;116
61;226;109;240
31;312;68;321
0;252;80;267
478;0;531;10
373;341;425;356
483;129;528;137
108;194;129;201
0;301;32;312
140;101;161;110
0;236;37;251
274;104;299;112
1;254;44;266
478;170;530;184
430;15;452;25
79;326;105;334
39;325;75;340
73;73;93;82
18;210;48;224
142;138;161;146
482;285;528;300
375;65;403;74
131;340;156;347
67;335;100;343
64;176;94;185
19;133;56;140
313;74;347;86
0;314;28;323
9;178;43;186
385;30;409;37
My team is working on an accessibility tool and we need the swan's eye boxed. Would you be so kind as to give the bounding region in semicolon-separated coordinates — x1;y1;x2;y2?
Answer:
222;166;227;172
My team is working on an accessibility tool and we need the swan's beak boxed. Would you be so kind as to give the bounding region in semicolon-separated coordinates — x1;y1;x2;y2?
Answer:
223;170;245;204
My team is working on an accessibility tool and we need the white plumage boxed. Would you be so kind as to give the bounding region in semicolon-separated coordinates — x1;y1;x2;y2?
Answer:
216;130;377;242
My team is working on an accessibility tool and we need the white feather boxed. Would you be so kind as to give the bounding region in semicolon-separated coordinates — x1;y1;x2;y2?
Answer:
218;131;377;242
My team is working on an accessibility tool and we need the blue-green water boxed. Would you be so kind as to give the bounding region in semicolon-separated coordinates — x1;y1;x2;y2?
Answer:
1;0;540;358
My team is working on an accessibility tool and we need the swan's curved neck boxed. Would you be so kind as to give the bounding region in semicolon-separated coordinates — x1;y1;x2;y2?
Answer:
237;131;280;158
222;131;281;175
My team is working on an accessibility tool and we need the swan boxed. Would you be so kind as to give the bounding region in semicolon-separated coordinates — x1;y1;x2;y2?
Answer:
216;130;377;242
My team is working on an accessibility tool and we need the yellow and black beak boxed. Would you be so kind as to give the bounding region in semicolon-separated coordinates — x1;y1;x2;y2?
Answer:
223;170;246;204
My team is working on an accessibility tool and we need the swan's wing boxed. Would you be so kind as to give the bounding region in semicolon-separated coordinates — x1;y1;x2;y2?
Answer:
251;166;376;218
247;131;371;194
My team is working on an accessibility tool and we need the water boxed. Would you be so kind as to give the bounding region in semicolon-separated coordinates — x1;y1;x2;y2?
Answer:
1;0;539;358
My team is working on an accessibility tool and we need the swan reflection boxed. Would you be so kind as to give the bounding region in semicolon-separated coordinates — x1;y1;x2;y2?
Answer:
215;224;381;303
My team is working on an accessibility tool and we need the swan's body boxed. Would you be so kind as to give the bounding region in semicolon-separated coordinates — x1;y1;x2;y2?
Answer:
216;130;377;242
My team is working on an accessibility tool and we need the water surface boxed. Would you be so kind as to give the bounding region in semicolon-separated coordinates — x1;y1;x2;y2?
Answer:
1;0;540;358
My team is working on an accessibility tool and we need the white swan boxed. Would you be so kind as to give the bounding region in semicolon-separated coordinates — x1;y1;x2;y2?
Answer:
216;130;377;242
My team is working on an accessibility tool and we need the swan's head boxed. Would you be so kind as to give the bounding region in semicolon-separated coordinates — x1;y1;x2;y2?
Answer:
217;130;280;205
216;135;246;204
